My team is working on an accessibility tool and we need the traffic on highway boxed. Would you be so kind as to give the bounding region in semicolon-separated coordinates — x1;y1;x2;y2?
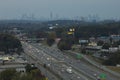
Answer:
22;42;119;80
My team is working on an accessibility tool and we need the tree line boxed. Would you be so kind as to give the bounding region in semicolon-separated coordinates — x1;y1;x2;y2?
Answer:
0;33;22;54
0;64;46;80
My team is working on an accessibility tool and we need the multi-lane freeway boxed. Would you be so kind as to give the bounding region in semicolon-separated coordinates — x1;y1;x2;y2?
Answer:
22;42;120;80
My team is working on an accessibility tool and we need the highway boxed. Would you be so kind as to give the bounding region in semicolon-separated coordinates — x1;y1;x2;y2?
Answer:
22;42;92;80
22;42;119;80
22;44;59;80
30;43;119;80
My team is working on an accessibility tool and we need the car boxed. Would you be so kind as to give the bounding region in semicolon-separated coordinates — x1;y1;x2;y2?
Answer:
47;63;50;67
66;67;72;73
94;73;97;77
47;58;50;60
97;76;101;80
77;76;80;79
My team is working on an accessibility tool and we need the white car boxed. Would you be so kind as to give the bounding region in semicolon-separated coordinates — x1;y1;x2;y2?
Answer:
66;67;72;73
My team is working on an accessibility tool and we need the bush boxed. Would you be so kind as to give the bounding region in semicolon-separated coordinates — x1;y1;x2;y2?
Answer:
103;52;120;66
0;33;22;54
57;39;72;50
46;38;55;46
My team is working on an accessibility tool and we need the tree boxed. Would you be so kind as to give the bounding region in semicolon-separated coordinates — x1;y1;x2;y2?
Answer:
19;73;33;80
47;38;55;46
57;38;72;50
46;32;56;46
112;40;120;47
0;69;16;80
31;69;45;80
0;33;22;54
54;27;66;38
103;52;120;66
97;40;104;46
25;64;32;72
102;43;110;49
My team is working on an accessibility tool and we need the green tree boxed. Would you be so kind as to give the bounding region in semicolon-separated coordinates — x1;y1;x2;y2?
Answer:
0;33;22;54
46;32;56;46
102;43;110;49
97;40;104;46
0;69;16;80
57;38;72;50
31;69;45;80
19;73;33;80
25;64;32;72
47;38;55;46
103;52;120;66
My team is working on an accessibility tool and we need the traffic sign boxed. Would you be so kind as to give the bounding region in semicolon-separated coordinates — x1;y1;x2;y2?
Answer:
99;73;107;79
77;54;82;59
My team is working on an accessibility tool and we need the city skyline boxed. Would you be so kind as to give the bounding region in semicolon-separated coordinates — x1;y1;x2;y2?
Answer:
0;0;120;20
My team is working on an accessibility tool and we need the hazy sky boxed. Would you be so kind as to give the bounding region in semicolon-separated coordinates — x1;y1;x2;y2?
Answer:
0;0;120;20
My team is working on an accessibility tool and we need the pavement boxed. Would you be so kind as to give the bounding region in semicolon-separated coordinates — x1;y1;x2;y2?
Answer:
22;42;91;80
32;43;119;80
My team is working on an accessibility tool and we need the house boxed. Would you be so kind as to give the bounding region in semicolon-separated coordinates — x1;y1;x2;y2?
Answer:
97;36;110;43
85;46;102;54
110;35;120;42
79;39;89;45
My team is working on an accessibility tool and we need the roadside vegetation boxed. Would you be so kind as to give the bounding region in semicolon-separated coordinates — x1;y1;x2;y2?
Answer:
0;33;23;54
107;66;120;73
0;64;46;80
46;32;56;46
103;52;120;66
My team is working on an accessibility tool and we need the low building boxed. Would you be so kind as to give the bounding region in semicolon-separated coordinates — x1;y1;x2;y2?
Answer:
85;46;102;54
97;36;110;43
79;39;89;46
111;35;120;42
89;37;96;42
88;42;97;46
109;47;118;53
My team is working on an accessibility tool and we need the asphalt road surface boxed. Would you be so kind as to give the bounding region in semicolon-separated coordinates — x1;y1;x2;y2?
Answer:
22;42;90;80
22;42;119;80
